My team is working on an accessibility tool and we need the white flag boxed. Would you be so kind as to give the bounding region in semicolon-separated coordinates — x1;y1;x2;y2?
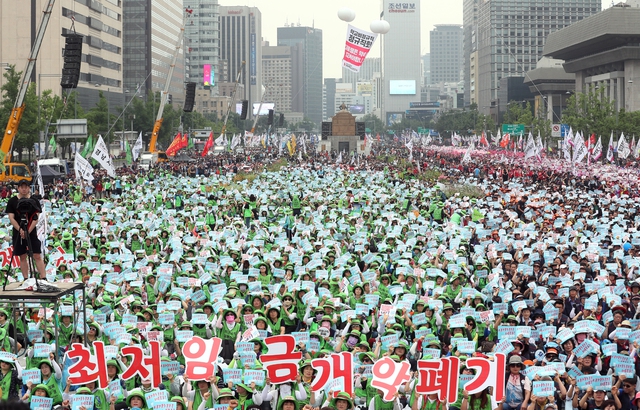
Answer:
75;151;95;182
91;135;115;177
336;151;342;164
524;133;537;160
535;132;544;157
591;136;603;161
231;134;240;149
36;205;47;252
215;134;226;146
635;135;640;159
462;144;473;163
563;127;573;162
37;165;44;197
572;131;588;164
132;132;143;161
606;132;615;162
618;132;631;159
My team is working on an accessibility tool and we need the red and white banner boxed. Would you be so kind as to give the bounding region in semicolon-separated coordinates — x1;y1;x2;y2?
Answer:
342;25;378;73
65;336;506;405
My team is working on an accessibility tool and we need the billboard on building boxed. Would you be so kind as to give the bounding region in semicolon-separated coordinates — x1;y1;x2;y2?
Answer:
390;80;416;95
387;112;404;126
203;64;214;87
349;104;365;114
357;82;373;95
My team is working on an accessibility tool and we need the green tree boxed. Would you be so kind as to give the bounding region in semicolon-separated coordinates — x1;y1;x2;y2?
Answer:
290;116;316;132
360;113;385;134
562;88;616;143
434;106;479;136
86;91;117;149
14;83;40;161
0;66;42;161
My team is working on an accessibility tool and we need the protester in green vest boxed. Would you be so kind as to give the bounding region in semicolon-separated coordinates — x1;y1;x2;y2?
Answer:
38;358;63;405
0;353;22;401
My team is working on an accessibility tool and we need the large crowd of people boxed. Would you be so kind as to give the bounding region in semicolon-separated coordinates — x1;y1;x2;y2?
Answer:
0;143;638;410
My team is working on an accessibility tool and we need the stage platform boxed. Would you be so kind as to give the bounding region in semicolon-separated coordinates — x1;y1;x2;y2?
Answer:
0;281;87;355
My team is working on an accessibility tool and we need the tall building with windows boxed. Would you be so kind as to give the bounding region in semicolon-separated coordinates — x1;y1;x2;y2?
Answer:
184;0;220;93
218;6;262;116
466;0;601;114
383;0;421;125
262;43;303;115
124;0;185;105
277;26;323;127
430;25;463;86
342;57;381;88
463;0;479;106
0;0;124;112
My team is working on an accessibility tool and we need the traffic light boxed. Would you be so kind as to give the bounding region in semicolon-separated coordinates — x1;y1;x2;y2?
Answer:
61;34;83;89
183;82;196;112
267;109;274;126
278;113;284;127
239;100;249;120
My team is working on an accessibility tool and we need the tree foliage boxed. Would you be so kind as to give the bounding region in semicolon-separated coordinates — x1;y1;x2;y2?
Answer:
562;88;616;141
360;113;385;134
434;104;494;137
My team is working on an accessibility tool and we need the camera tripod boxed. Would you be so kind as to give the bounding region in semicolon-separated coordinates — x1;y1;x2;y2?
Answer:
7;216;59;293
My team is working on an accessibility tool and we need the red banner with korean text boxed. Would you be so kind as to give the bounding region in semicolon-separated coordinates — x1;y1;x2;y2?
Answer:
0;246;20;269
64;335;506;406
342;25;378;73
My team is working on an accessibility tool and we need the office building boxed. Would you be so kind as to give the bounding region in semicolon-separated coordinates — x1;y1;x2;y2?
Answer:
219;6;262;117
0;0;124;112
422;54;431;86
544;3;640;113
383;0;421;126
277;25;323;127
123;0;185;105
468;0;601;114
463;0;479;106
184;0;220;96
262;43;303;115
430;25;463;86
342;57;381;89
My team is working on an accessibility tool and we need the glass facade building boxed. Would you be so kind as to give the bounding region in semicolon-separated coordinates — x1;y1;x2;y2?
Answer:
465;0;601;112
277;26;323;127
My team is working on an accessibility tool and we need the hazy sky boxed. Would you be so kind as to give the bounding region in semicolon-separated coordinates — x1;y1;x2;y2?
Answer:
227;0;611;79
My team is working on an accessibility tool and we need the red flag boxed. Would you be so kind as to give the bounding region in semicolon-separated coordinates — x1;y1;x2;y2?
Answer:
500;133;510;148
586;133;596;151
202;132;213;157
165;132;182;156
480;132;488;146
179;133;189;149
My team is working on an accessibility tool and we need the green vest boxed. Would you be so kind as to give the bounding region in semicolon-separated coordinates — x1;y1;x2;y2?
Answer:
292;196;301;209
93;389;109;410
193;325;208;338
374;394;395;410
73;191;83;204
44;375;63;405
192;389;213;410
218;322;241;340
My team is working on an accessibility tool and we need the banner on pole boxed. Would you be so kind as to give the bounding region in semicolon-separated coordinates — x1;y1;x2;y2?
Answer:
342;25;378;73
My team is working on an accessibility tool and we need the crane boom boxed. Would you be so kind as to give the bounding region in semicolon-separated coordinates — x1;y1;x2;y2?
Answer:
149;24;184;153
1;0;56;162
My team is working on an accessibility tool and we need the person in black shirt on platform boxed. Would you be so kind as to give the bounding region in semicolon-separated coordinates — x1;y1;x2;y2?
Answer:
4;180;46;280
